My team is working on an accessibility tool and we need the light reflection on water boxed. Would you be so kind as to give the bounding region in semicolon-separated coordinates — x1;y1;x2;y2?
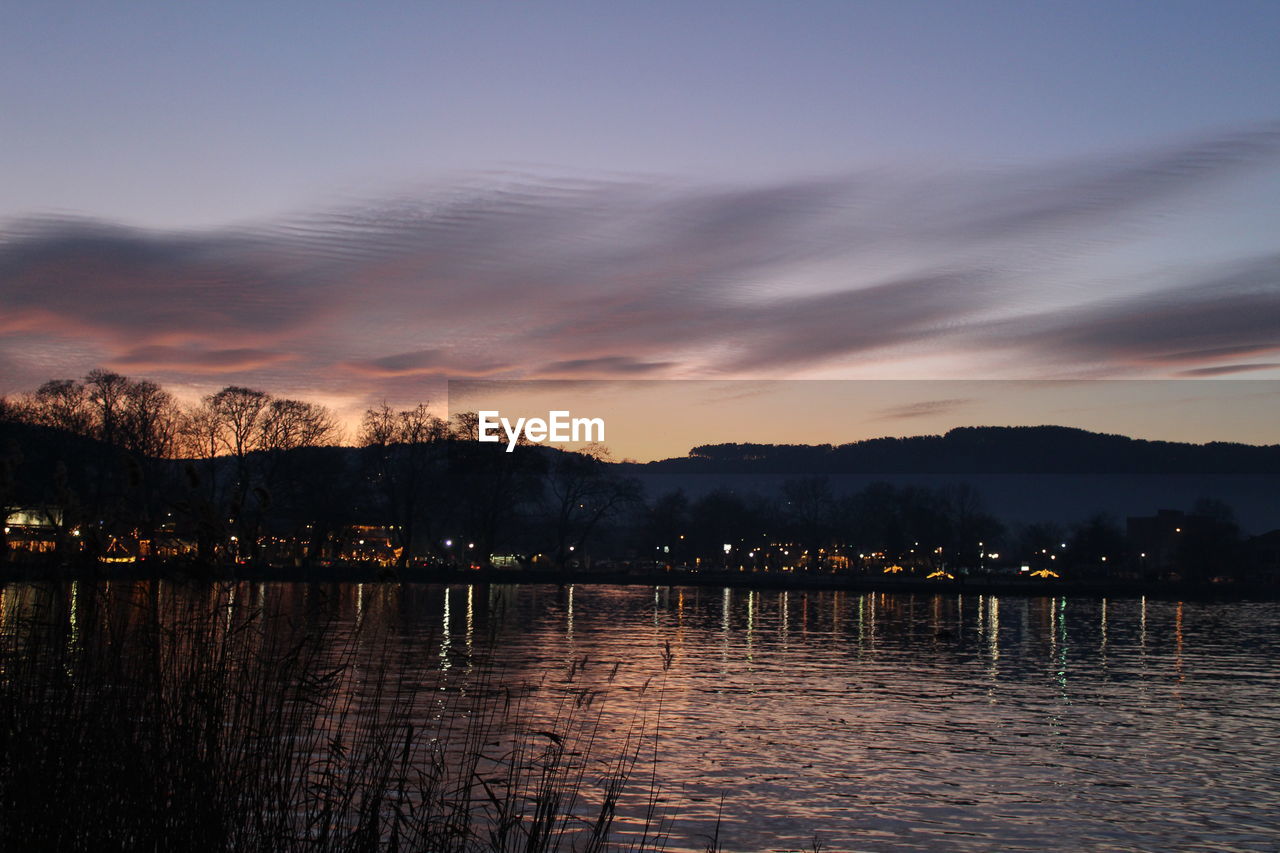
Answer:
431;584;1280;852
4;581;1280;851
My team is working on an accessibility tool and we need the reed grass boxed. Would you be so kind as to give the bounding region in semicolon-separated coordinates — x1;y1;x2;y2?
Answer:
0;582;669;852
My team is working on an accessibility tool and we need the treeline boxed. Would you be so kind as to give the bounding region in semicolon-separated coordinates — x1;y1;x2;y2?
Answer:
0;371;644;569
671;425;1280;474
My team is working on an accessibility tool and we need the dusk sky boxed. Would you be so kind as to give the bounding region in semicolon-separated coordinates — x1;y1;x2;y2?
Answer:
2;1;1279;456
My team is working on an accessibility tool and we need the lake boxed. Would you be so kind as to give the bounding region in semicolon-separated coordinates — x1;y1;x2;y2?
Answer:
3;581;1278;851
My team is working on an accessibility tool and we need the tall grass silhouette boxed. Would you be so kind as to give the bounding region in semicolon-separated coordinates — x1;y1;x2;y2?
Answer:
0;582;670;852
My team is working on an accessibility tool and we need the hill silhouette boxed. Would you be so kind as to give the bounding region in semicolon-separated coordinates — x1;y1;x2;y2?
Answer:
631;426;1280;475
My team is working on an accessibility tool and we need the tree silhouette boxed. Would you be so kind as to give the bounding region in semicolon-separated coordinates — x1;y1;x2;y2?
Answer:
359;403;447;568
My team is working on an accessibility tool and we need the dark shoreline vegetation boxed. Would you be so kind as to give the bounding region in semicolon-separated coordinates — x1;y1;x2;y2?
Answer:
2;372;1278;592
0;581;676;852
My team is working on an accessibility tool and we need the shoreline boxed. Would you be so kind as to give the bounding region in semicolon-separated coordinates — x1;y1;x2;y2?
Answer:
2;562;1277;601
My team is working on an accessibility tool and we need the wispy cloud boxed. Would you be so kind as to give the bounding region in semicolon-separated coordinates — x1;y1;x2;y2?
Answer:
989;252;1280;372
109;345;294;373
2;124;1278;414
875;398;973;420
1177;363;1279;377
542;356;676;376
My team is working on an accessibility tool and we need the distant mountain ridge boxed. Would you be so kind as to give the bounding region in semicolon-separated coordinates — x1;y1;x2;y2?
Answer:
631;426;1280;475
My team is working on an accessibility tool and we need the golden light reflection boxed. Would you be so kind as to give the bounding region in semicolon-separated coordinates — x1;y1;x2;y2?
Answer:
1175;601;1184;686
721;587;731;665
868;593;877;648
780;590;789;647
855;593;864;646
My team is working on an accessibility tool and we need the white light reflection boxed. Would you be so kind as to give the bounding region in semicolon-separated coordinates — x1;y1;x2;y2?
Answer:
567;585;575;642
1140;595;1147;650
466;585;474;655
988;596;1000;666
68;580;80;656
225;584;236;631
440;588;452;671
1057;597;1069;698
1100;598;1108;661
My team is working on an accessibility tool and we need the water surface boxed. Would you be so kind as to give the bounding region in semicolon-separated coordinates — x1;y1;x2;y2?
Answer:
5;582;1278;851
